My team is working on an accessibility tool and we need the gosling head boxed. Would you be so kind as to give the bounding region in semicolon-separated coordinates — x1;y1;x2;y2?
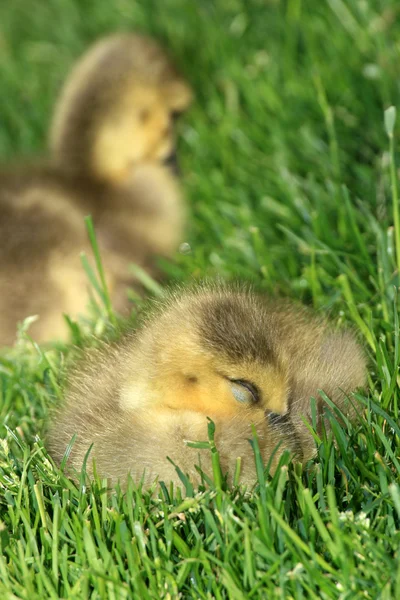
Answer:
50;33;193;184
119;287;291;422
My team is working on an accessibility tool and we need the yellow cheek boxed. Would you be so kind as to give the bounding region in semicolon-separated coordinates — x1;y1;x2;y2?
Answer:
162;376;244;418
93;123;147;182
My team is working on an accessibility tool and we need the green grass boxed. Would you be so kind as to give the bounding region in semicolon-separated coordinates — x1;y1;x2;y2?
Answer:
1;0;400;597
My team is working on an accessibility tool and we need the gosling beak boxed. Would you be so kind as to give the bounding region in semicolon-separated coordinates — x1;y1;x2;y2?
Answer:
266;411;304;460
164;150;179;176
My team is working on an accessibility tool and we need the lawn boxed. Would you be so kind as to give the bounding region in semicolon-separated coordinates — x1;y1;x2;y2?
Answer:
1;0;400;598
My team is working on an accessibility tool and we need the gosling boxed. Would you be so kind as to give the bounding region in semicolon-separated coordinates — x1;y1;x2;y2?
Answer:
0;33;192;345
47;284;366;489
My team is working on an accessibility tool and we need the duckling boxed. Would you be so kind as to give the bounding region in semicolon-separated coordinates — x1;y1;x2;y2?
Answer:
0;33;192;345
47;284;366;489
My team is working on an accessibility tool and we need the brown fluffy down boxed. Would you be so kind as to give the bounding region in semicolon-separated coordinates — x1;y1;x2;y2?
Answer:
47;284;367;490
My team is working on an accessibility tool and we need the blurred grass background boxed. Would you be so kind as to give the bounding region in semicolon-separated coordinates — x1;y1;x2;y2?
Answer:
1;0;400;598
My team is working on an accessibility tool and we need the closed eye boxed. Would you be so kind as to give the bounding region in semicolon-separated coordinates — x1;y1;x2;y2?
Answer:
229;379;260;404
138;108;151;123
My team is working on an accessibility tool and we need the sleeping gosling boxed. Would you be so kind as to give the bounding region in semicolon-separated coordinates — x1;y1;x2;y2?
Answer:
47;284;366;489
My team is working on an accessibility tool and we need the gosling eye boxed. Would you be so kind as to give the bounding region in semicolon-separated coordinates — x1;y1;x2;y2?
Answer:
138;108;151;123
229;379;259;404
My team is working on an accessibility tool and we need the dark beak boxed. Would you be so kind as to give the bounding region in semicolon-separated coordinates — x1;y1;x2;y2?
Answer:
266;411;304;459
164;150;180;176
